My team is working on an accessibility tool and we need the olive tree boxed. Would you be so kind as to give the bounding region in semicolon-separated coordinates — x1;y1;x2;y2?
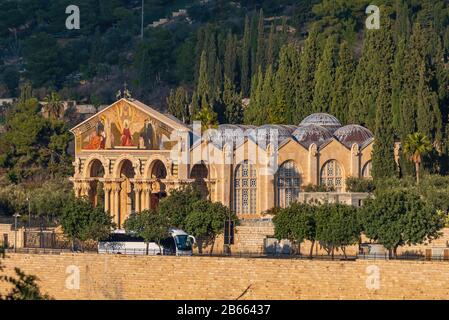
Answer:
361;190;444;257
272;203;316;256
184;200;236;254
315;203;361;259
60;196;114;251
158;185;202;229
124;210;169;255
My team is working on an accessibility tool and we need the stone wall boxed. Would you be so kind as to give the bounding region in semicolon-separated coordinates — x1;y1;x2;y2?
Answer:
1;253;449;300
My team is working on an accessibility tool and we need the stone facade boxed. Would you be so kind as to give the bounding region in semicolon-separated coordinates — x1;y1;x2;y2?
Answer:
2;253;449;299
70;98;374;228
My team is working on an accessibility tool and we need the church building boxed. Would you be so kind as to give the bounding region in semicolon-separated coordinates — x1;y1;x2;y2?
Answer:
70;98;374;229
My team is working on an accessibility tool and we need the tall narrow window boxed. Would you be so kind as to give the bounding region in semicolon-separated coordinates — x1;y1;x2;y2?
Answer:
277;161;301;208
191;163;209;199
234;161;257;215
362;161;372;179
320;160;343;192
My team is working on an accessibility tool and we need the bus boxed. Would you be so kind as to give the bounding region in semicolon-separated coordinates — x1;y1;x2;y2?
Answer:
98;228;196;256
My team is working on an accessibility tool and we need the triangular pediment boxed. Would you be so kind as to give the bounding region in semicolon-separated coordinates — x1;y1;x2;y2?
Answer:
71;98;189;152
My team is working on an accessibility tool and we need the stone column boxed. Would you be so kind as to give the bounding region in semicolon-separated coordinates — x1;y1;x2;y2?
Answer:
73;182;82;198
112;183;121;228
134;182;142;213
81;181;91;198
308;144;319;185
350;143;361;178
104;183;112;214
142;183;152;210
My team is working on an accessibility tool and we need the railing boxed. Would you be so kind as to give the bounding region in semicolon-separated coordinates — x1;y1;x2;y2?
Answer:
5;247;449;261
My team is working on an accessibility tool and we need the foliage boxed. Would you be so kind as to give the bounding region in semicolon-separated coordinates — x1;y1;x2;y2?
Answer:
0;268;52;300
60;196;114;250
0;87;72;183
360;189;444;256
303;183;335;192
403;132;433;184
185;200;236;253
345;177;376;193
315;203;361;258
372;78;396;179
272;203;316;256
124;210;169;254
158;186;203;230
0;179;72;220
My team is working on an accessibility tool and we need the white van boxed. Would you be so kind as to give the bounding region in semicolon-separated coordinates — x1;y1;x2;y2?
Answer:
98;228;196;256
163;228;196;256
98;231;163;255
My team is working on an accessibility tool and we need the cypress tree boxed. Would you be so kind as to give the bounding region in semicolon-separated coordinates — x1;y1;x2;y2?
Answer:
197;50;210;102
205;28;217;94
167;87;190;123
274;44;301;124
224;32;237;85
194;27;207;84
331;41;354;124
416;60;442;143
213;57;223;100
266;24;276;69
372;79;396;179
349;13;394;130
391;37;407;136
223;76;243;124
296;26;319;122
255;9;265;73
190;91;200;121
393;0;411;40
241;16;252;97
312;36;337;113
261;65;275;124
250;12;259;78
244;67;264;125
400;23;442;145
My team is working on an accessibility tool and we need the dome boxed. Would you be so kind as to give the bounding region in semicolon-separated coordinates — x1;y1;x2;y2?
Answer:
292;124;333;148
334;125;374;148
300;113;342;132
205;124;255;149
248;124;295;146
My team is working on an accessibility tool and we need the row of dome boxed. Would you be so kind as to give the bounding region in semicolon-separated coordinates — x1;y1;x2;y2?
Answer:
202;113;374;149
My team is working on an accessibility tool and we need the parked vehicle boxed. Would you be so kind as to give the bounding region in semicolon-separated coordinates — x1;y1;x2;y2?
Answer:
164;228;196;256
98;231;163;255
98;228;196;256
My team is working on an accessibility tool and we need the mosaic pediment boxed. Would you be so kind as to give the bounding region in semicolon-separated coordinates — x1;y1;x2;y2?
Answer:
72;99;182;152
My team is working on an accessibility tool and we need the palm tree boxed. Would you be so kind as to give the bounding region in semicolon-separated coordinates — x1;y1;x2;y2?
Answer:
44;92;64;120
403;133;432;185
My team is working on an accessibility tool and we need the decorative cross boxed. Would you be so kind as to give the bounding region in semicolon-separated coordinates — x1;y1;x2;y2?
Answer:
115;82;132;100
123;82;132;99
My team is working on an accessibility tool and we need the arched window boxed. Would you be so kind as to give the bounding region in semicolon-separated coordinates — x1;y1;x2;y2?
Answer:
234;161;257;215
191;163;209;199
320;160;343;192
277;161;301;208
362;161;372;179
151;160;167;179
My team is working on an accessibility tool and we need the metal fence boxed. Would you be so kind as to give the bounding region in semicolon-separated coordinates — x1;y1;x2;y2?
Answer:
8;248;447;262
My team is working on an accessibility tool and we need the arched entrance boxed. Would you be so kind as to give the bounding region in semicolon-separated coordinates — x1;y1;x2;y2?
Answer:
118;159;136;227
87;159;105;208
191;162;209;199
150;160;167;209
